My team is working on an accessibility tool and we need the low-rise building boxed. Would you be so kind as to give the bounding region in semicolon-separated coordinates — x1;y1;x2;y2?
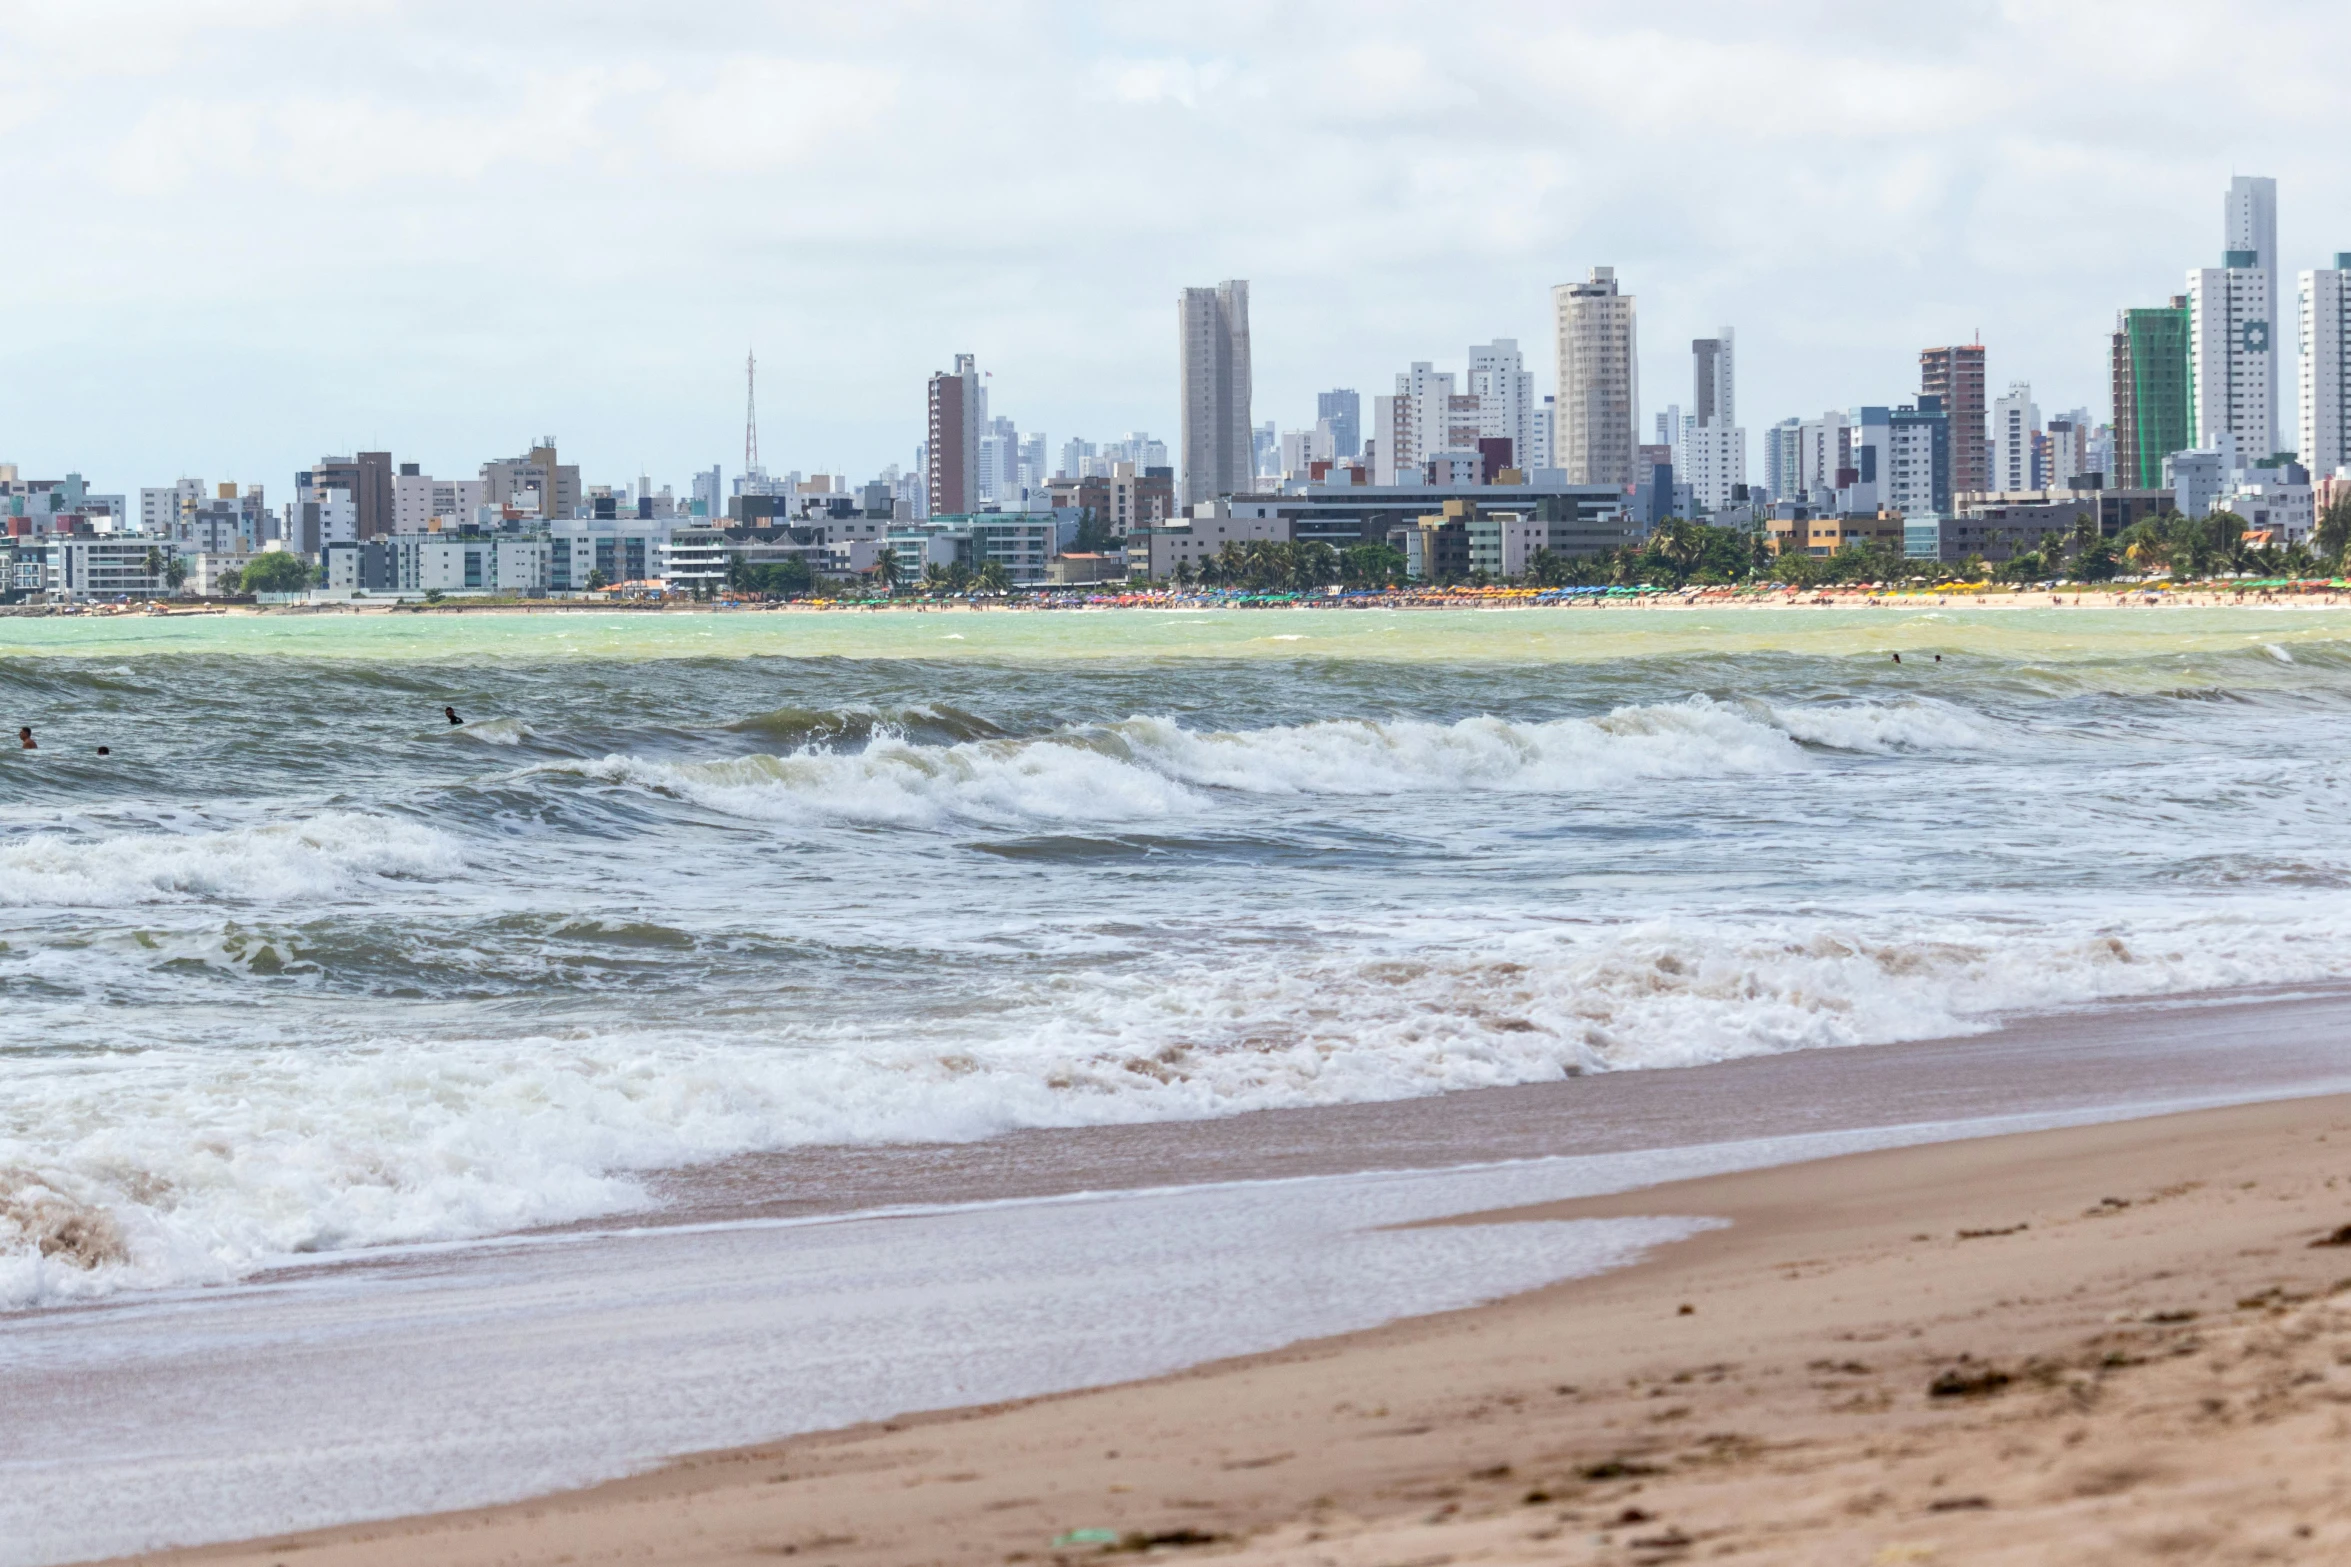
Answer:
1133;503;1289;580
324;533;550;596
1465;510;1548;577
549;516;670;590
16;535;181;601
1770;512;1906;558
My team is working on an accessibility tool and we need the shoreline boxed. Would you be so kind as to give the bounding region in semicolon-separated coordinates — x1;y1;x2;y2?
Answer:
97;1091;2351;1567
12;584;2351;618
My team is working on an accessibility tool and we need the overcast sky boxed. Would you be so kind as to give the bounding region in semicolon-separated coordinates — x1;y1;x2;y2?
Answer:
3;0;2346;497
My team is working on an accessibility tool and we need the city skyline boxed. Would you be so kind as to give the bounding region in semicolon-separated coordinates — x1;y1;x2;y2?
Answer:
2;3;2347;495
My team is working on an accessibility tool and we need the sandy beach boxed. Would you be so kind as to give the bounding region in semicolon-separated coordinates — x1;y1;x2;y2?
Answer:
101;1091;2351;1567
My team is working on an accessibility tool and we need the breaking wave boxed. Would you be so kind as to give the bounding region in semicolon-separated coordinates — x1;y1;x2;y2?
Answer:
4;896;2342;1307
0;812;464;908
531;698;1996;830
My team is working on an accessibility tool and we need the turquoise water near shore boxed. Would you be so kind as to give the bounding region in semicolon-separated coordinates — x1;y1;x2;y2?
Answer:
6;605;2351;1305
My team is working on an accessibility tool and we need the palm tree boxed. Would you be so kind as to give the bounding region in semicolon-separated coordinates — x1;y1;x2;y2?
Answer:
975;560;1013;595
873;546;904;593
1650;517;1705;580
921;561;950;594
2315;493;2351;570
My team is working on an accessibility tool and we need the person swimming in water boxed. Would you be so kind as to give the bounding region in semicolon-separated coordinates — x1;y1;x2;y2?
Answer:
18;727;33;750
444;706;463;726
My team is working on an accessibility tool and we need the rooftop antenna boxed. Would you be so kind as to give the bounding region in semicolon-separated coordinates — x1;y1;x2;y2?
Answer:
745;348;760;474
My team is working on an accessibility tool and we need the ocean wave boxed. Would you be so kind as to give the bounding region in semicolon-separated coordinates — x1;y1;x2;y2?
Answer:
5;897;2345;1307
527;698;1985;828
0;811;463;908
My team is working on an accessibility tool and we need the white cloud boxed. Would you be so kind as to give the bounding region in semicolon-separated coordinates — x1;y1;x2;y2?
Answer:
0;0;2343;495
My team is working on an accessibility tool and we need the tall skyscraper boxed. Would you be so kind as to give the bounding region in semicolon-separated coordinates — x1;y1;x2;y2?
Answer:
2191;177;2281;458
1920;345;1987;495
2112;299;2192;489
1316;389;1362;459
1178;280;1253;508
1552;266;1638;487
1684;329;1744;511
1991;383;2040;492
1692;331;1734;428
2300;258;2351;477
926;354;981;517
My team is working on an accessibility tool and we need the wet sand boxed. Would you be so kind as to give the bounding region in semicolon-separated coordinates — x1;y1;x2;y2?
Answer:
103;1090;2351;1567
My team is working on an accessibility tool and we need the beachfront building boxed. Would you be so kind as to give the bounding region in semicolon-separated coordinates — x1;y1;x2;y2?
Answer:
8;534;180;602
1171;474;1634;567
1178;280;1253;508
549;515;671;591
2300;259;2351;477
324;533;551;596
1553;267;1639;487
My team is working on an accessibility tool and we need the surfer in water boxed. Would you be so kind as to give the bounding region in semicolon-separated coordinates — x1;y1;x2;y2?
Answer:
444;706;463;726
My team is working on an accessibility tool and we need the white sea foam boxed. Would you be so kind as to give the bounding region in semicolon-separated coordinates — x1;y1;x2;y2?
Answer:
535;700;1938;828
6;893;2347;1307
0;812;464;908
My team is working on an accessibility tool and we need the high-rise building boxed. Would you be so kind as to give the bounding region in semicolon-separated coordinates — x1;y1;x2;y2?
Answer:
1683;330;1744;512
2188;260;2277;457
1920;345;1987;495
1692;332;1734;428
1887;398;1952;517
1178;280;1253;508
2299;258;2351;477
1252;421;1279;479
926;354;981;517
1316;390;1362;458
1764;418;1802;500
2191;179;2281;459
1991;383;2040;493
1553;267;1638;487
1465;340;1538;473
2112;299;2192;489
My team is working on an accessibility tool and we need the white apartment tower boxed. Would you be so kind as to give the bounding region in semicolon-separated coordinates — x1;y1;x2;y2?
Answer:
1991;383;2040;493
1684;329;1745;511
1466;339;1540;472
2300;258;2351;477
2190;176;2281;458
1178;280;1253;507
1553;266;1639;487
